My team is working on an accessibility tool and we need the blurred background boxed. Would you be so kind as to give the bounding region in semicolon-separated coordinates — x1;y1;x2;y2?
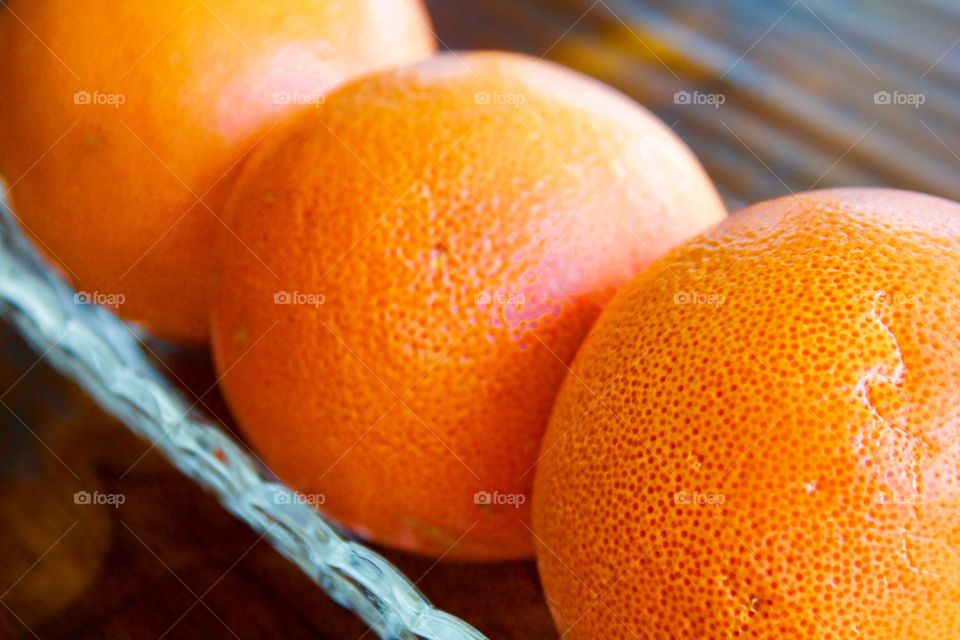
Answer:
2;0;960;638
431;0;960;209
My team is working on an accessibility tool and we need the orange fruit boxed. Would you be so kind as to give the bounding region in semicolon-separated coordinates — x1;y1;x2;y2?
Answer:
211;50;726;561
532;188;960;637
0;0;434;343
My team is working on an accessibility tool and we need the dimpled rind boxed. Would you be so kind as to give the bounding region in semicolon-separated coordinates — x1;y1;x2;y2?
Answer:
532;188;960;638
0;0;435;342
211;51;726;561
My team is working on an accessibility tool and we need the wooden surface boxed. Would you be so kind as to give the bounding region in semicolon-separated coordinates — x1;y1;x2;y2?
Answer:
0;324;555;639
4;0;960;638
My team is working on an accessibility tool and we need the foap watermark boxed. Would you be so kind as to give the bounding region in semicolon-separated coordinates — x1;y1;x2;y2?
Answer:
75;291;125;308
673;90;725;108
474;490;526;508
874;90;925;108
875;291;924;307
274;492;326;507
74;490;126;508
674;491;726;506
74;90;126;108
273;90;325;108
474;90;526;108
875;491;923;506
475;290;526;306
274;290;325;307
674;290;725;306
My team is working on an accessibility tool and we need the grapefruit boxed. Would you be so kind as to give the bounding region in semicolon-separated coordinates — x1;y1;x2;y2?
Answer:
211;51;726;560
532;188;960;637
0;0;435;342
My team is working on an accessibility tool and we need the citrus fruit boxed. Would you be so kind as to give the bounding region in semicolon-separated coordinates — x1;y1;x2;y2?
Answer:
0;0;434;343
211;51;726;560
532;188;960;637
